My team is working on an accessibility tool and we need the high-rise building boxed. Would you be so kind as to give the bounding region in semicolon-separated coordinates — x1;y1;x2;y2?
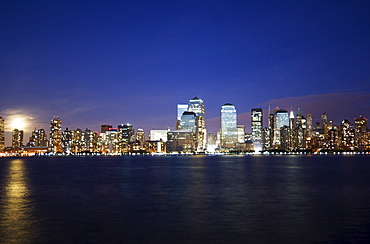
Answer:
118;123;134;142
251;108;263;151
179;112;197;133
220;103;238;149
188;97;206;151
29;127;48;147
135;128;146;150
62;127;72;154
0;116;4;152
273;109;289;148
355;116;368;133
12;129;23;149
176;104;189;129
50;116;63;153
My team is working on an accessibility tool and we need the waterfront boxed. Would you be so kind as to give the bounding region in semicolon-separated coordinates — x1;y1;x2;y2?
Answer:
1;155;370;243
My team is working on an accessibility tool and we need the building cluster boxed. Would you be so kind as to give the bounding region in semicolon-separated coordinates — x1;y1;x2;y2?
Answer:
0;97;369;156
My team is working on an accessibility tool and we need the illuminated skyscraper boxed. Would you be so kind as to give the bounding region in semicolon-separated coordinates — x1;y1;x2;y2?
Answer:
12;129;23;149
176;104;189;129
0;116;4;152
50;116;63;153
251;108;263;151
179;112;197;133
188;97;206;151
29;128;48;147
118;123;134;142
273;109;289;148
220;103;238;149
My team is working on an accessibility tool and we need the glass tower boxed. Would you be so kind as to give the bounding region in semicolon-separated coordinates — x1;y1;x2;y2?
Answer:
188;97;206;151
220;103;237;149
273;109;289;147
251;108;263;152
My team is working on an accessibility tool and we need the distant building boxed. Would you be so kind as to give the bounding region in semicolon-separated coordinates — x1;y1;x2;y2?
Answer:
12;129;23;149
176;104;189;129
166;130;195;153
188;97;206;151
50;116;63;153
273;109;289;148
150;129;168;142
220;103;238;149
29;128;48;147
251;108;263;152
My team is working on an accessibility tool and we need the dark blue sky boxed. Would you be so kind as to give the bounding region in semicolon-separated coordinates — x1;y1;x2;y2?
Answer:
1;0;369;143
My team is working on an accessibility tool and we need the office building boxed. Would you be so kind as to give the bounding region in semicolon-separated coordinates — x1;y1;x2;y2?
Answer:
188;97;206;151
220;103;238;149
12;128;23;149
251;108;263;151
176;104;189;129
166;130;195;153
273;109;289;148
149;129;168;142
29;128;48;147
50;116;63;153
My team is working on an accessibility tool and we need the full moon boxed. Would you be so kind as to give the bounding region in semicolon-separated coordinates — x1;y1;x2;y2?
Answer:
11;118;25;130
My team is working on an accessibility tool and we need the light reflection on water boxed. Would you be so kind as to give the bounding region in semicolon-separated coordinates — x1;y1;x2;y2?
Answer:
0;155;370;243
0;159;38;243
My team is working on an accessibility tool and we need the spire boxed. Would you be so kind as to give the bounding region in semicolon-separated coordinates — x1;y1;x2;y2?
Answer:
290;111;295;119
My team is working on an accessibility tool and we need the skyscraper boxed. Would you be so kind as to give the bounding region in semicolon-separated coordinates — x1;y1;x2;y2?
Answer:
273;109;289;148
12;128;23;149
179;112;197;133
251;108;263;151
176;104;189;129
220;103;238;149
50;116;62;153
29;127;48;147
0;116;4;152
188;97;206;151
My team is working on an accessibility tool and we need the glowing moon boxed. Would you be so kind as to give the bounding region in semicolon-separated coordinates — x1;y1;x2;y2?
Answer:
11;118;25;130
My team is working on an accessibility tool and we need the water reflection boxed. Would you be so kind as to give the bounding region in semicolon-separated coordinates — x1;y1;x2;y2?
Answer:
0;159;37;243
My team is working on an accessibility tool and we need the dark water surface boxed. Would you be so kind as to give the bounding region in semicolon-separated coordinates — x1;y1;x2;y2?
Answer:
1;155;370;243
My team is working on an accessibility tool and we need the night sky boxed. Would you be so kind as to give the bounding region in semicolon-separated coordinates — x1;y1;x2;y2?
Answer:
1;0;369;145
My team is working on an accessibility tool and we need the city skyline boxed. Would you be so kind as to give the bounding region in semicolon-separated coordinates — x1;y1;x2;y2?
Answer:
0;98;368;149
1;1;369;145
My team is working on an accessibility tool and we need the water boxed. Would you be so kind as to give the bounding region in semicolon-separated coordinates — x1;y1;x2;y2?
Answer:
1;155;370;243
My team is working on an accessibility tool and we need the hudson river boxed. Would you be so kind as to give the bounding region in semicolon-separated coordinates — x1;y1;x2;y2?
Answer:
1;155;370;243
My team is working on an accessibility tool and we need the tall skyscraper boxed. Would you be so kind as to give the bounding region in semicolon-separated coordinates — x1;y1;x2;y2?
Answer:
251;108;263;151
176;104;189;129
220;103;238;149
0;116;4;152
188;97;206;151
12;128;23;149
179;111;197;133
273;109;289;148
50;116;62;153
